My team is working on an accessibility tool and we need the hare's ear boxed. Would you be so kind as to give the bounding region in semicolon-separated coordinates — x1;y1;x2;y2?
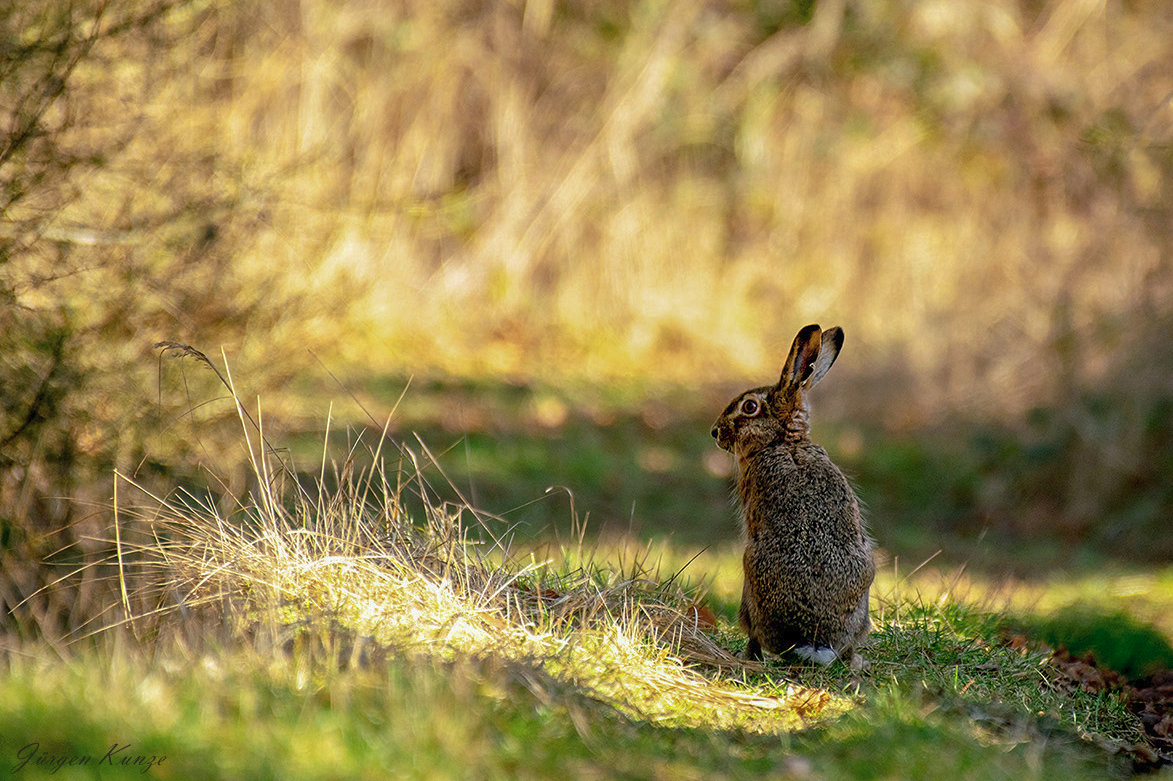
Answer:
805;326;843;389
776;324;823;395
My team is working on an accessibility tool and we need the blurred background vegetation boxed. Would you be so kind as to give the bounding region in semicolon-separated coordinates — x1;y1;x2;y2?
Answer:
3;0;1172;640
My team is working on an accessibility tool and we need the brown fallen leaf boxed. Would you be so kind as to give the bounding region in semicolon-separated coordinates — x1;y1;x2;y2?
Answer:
685;603;718;629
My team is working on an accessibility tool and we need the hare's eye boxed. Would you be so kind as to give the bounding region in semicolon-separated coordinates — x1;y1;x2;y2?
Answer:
739;398;761;417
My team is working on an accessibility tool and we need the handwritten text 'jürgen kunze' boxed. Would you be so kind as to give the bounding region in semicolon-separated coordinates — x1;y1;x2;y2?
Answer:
12;742;166;775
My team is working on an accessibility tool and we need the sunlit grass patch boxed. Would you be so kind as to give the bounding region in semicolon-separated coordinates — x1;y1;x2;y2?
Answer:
109;411;840;740
553;625;845;734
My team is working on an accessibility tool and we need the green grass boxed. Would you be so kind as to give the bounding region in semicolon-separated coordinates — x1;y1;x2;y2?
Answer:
1008;603;1173;680
0;600;1137;781
4;413;1164;781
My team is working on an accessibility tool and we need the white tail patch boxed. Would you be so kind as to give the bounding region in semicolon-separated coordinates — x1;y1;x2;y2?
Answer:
794;646;838;665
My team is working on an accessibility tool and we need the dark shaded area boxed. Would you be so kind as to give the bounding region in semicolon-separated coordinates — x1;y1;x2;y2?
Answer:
285;375;739;547
1046;642;1173;770
1010;603;1173;681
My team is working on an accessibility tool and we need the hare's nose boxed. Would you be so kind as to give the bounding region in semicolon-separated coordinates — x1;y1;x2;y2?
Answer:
710;425;719;439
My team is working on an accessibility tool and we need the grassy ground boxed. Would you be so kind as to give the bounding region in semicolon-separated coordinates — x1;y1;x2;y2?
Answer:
4;390;1171;780
0;630;1139;781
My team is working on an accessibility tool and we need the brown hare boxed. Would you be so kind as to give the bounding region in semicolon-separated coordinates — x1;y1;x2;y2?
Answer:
711;324;874;667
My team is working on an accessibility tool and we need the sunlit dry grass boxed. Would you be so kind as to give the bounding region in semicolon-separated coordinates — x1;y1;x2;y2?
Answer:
106;392;843;735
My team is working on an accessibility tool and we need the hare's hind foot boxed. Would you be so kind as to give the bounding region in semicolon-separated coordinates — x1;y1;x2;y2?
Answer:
740;636;763;662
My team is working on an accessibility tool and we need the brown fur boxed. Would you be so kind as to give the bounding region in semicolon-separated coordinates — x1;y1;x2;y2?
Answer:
711;325;875;663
